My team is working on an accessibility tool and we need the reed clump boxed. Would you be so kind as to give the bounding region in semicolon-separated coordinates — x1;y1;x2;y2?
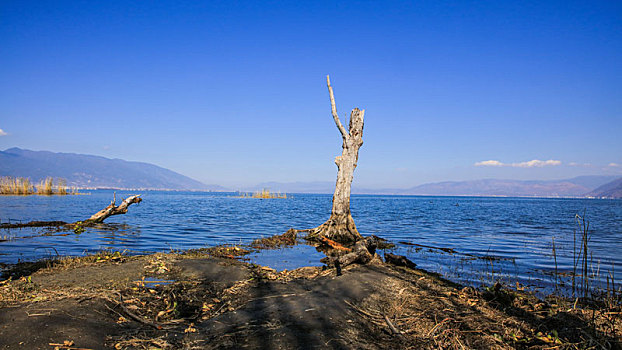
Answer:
36;177;54;195
0;176;74;195
238;189;287;199
57;178;67;195
0;177;33;195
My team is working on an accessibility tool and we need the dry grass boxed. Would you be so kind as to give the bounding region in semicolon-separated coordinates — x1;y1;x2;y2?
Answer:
0;176;74;195
351;265;622;349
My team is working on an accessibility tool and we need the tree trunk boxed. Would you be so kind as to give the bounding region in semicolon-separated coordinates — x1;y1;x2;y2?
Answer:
308;76;364;244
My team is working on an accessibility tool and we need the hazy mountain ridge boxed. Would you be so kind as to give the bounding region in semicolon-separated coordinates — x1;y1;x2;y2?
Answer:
0;148;224;191
587;177;622;199
402;178;586;197
248;176;619;197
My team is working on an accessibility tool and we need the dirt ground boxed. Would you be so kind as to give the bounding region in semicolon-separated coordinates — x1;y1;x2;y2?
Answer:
1;246;620;349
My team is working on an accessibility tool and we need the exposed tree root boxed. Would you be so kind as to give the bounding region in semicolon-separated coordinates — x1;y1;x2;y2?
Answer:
321;236;379;269
305;214;362;244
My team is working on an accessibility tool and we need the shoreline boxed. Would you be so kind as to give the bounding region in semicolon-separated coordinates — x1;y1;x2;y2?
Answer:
1;241;620;349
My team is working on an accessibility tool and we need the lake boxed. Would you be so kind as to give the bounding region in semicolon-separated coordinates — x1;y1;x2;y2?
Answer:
1;190;621;296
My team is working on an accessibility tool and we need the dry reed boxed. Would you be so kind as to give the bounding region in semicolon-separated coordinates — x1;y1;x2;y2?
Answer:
36;177;54;195
56;178;67;195
0;176;73;195
0;177;33;195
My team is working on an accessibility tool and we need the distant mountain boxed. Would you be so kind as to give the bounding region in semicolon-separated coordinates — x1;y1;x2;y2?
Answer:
563;175;621;190
401;176;618;197
251;176;618;197
0;148;225;191
586;177;622;199
402;179;584;197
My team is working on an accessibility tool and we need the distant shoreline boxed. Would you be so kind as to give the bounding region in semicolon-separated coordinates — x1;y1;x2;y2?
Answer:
51;188;619;200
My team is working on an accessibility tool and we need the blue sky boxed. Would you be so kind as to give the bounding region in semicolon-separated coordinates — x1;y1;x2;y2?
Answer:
1;0;621;188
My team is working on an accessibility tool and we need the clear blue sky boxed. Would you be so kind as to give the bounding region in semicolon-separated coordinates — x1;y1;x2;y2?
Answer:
1;0;621;188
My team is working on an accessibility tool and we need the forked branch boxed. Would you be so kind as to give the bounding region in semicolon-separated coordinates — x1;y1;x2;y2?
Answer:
327;75;348;139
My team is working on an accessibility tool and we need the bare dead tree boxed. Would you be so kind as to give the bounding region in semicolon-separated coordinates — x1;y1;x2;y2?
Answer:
306;75;365;244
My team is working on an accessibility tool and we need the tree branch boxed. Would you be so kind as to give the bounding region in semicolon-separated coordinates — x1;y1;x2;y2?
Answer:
86;194;142;223
327;75;348;138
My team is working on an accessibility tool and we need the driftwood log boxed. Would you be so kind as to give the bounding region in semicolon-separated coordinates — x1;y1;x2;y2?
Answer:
0;194;142;229
85;194;142;223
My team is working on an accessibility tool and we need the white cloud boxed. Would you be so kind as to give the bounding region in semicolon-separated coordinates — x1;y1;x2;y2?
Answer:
514;159;561;168
0;128;7;136
474;160;504;167
475;159;562;168
609;163;621;167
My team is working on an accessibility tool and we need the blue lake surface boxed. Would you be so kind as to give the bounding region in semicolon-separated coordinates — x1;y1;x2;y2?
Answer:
1;190;621;296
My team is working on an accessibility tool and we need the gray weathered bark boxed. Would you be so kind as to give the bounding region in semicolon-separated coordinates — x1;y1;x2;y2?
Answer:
308;75;364;244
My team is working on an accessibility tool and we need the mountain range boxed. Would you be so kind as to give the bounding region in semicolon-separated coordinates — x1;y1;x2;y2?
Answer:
248;176;621;198
0;148;225;191
1;148;620;197
587;177;622;199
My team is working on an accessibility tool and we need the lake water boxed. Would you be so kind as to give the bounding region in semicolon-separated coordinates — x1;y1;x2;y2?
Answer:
1;190;621;296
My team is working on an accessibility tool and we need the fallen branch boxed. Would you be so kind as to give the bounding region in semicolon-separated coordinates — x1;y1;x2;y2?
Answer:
107;293;163;330
383;313;403;336
85;194;142;224
0;194;142;229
